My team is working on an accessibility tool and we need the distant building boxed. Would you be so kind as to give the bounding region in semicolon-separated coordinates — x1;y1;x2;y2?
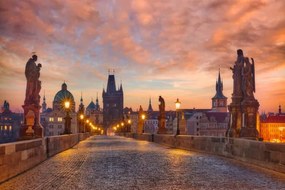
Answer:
186;111;229;136
86;95;103;127
102;74;124;130
0;101;23;143
41;83;78;136
199;112;229;136
211;69;227;112
260;105;285;143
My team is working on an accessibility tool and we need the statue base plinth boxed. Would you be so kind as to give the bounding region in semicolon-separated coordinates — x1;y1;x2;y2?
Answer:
240;127;258;140
19;103;43;140
226;127;238;138
19;124;43;140
157;127;167;134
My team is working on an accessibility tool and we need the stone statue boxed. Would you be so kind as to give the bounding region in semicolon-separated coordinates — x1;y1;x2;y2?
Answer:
242;57;255;99
24;55;42;105
159;96;165;113
4;100;9;110
230;49;244;97
227;49;259;139
158;96;166;134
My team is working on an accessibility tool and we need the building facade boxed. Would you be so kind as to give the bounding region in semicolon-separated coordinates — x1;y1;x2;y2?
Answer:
86;96;103;128
41;83;78;136
0;101;23;143
199;112;229;137
102;74;124;130
260;105;285;143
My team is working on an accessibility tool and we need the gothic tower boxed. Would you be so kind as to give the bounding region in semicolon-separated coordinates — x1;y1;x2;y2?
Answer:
212;69;227;112
102;74;124;131
42;93;47;113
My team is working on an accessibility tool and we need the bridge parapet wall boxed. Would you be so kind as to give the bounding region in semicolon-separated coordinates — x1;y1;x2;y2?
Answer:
0;133;90;183
121;133;285;173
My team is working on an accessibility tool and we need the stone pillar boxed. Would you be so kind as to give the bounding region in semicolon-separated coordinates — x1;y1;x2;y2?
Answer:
20;104;43;139
227;95;242;137
240;99;259;139
158;114;167;134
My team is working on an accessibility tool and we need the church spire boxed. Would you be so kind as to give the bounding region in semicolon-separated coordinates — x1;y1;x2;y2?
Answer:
212;69;227;112
147;97;153;112
42;91;47;112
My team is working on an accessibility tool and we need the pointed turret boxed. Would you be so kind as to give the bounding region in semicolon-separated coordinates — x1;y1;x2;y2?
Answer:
147;98;153;112
78;93;85;113
212;69;227;112
119;82;123;92
42;92;47;112
95;92;100;111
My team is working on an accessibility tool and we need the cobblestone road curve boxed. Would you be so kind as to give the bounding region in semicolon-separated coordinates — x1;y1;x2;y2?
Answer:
1;136;285;190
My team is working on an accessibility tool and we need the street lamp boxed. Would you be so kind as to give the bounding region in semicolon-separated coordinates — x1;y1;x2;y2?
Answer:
64;100;72;134
86;119;90;132
141;114;146;133
127;119;131;132
80;114;84;133
175;98;181;136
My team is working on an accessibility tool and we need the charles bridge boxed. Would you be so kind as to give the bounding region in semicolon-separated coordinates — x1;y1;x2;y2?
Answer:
1;51;284;189
0;133;285;189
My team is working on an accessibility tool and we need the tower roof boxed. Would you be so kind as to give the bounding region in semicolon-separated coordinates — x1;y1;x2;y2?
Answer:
106;75;116;94
212;69;227;99
86;101;96;110
147;98;153;112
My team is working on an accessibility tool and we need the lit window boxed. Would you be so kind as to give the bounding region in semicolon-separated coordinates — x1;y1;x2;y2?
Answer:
49;117;54;122
4;125;7;130
58;117;63;122
9;126;12;131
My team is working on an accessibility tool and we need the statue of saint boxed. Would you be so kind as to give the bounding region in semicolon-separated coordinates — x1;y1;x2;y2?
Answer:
24;55;42;105
230;49;244;97
242;57;255;98
159;96;165;113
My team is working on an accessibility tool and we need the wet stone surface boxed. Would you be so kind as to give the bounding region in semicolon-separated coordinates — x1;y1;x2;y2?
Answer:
1;136;285;190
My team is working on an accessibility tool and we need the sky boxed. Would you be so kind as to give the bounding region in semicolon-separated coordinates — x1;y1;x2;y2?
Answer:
0;0;285;113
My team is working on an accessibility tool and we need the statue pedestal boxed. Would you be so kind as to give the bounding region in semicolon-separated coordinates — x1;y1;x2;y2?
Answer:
158;116;166;134
20;104;43;140
240;98;259;139
227;96;243;137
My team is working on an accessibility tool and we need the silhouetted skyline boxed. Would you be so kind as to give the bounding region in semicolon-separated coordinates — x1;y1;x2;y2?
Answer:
0;0;284;112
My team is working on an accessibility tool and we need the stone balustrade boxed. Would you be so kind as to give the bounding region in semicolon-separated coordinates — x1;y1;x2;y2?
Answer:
118;133;285;173
0;133;90;183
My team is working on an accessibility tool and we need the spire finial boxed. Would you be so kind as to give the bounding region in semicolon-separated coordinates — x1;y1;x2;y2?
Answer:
43;90;46;101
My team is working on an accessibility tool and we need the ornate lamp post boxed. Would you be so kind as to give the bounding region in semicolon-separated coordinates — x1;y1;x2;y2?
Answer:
64;101;72;134
141;114;146;133
86;119;90;132
80;114;84;133
127;119;131;132
175;98;181;136
121;121;125;132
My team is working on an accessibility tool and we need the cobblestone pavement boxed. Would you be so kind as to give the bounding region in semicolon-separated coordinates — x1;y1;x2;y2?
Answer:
1;136;285;190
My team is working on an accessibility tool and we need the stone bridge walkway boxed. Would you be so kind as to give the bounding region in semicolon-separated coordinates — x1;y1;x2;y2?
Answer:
0;136;285;190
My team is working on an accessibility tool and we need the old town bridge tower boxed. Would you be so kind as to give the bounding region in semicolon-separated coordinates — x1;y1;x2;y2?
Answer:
102;74;124;132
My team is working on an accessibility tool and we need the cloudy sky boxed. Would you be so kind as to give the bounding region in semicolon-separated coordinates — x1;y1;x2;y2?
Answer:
0;0;284;113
